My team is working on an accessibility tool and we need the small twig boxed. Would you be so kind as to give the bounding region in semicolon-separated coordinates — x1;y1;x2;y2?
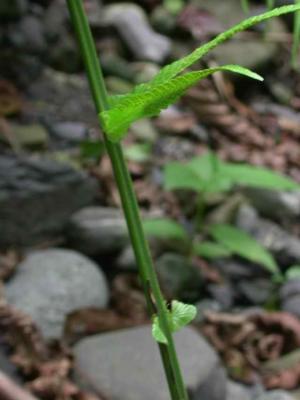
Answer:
0;371;38;400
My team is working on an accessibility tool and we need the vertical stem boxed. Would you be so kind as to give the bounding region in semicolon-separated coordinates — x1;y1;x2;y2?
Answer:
292;0;300;69
66;1;189;399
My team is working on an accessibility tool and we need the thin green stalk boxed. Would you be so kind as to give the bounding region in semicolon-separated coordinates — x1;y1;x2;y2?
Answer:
292;0;300;69
66;1;189;399
241;0;250;13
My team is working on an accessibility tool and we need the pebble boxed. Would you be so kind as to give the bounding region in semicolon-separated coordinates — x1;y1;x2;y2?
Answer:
74;326;226;400
0;154;97;247
67;206;129;256
103;3;171;63
5;249;109;339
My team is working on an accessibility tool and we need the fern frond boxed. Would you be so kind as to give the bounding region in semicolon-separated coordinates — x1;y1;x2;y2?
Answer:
140;4;300;89
100;65;263;141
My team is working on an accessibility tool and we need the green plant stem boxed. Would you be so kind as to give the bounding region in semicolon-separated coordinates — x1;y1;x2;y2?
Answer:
241;0;249;13
292;0;300;69
66;1;188;399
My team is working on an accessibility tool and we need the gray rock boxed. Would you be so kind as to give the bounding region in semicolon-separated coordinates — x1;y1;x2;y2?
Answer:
74;325;226;400
237;279;274;305
67;207;129;256
256;390;294;400
28;69;95;124
49;121;88;143
116;245;136;270
44;0;68;41
103;3;171;63
226;380;251;400
19;15;46;53
236;205;300;266
156;253;203;301
207;283;234;309
280;279;300;318
47;31;81;73
214;258;266;280
5;249;108;339
242;187;300;222
0;154;96;248
9;123;48;148
0;0;27;18
195;299;222;323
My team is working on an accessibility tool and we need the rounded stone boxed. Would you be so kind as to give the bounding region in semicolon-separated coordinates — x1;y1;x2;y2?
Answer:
5;248;109;339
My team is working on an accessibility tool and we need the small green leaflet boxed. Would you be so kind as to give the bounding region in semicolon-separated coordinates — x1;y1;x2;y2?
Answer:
193;240;233;259
286;265;300;280
143;218;188;242
100;65;263;142
152;300;197;344
209;223;280;276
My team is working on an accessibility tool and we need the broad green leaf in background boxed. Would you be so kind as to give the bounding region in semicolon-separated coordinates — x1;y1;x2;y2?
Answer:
187;153;232;193
193;240;233;259
101;65;263;141
286;265;300;280
124;143;152;163
222;163;300;191
163;0;185;14
143;218;188;242
209;224;280;275
164;162;203;192
152;300;197;344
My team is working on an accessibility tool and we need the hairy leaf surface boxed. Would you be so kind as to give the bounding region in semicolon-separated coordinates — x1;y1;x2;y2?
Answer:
101;65;262;141
152;301;197;344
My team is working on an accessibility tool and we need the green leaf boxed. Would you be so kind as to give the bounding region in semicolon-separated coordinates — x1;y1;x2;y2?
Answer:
80;140;105;159
292;0;300;69
143;218;188;242
170;300;197;332
286;265;300;280
147;4;300;87
193;240;233;259
151;301;197;344
152;316;168;344
222;162;300;191
241;0;250;13
163;0;184;14
209;224;280;275
124;143;152;162
267;0;275;10
164;162;203;192
100;65;263;141
187;153;232;193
